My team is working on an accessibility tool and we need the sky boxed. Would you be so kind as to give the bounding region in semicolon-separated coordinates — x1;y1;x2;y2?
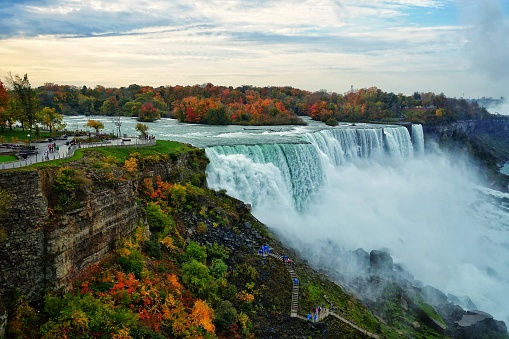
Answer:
0;0;508;99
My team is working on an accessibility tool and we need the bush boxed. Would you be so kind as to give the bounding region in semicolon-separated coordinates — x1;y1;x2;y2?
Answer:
145;202;174;238
325;117;338;126
118;250;145;278
214;300;238;332
181;259;217;300
40;293;137;338
184;241;207;264
144;238;162;259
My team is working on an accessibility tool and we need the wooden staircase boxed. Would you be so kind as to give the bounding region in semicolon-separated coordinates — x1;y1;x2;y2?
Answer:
263;249;381;338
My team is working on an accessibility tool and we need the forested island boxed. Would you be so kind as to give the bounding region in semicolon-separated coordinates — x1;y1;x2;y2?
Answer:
1;74;505;130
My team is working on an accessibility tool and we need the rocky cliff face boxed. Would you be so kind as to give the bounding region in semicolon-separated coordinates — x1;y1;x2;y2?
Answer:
423;118;509;190
422;118;509;139
0;148;208;337
0;169;141;337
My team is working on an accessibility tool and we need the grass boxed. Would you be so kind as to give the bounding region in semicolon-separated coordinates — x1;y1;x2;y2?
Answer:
0;155;17;163
0;128;51;143
90;140;193;162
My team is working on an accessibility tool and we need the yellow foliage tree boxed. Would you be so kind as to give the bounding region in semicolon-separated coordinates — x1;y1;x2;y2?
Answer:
124;157;138;173
191;300;215;333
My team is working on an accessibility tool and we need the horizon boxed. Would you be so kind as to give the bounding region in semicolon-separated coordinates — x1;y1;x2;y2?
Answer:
1;0;508;99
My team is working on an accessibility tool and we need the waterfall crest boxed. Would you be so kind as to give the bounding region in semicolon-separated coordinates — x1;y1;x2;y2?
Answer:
206;125;415;211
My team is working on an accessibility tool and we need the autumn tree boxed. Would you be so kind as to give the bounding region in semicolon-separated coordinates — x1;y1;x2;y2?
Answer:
86;119;104;134
138;102;160;122
0;80;10;132
5;73;39;131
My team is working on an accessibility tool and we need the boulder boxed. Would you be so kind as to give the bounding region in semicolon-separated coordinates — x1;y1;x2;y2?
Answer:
456;310;508;338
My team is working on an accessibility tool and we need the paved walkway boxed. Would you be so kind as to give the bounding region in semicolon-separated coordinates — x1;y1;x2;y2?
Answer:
1;136;155;170
263;249;381;339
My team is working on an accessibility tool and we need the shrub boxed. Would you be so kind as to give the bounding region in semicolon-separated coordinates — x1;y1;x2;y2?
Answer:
41;293;137;338
118;250;145;278
181;259;217;300
145;202;174;238
214;300;238;332
184;241;207;264
144;238;162;259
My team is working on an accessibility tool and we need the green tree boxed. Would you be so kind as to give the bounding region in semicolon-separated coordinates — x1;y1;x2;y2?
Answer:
37;106;65;133
5;73;39;131
204;106;230;125
214;300;238;332
100;98;117;116
185;241;207;264
135;122;149;138
181;259;217;299
145;202;174;237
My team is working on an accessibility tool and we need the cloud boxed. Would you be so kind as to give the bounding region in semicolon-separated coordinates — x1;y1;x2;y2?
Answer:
0;0;505;97
460;0;509;81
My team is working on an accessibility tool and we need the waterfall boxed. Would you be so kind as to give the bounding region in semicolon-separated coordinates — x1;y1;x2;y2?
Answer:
206;125;415;211
206;143;325;212
204;123;509;325
302;128;384;166
412;124;425;155
383;126;413;158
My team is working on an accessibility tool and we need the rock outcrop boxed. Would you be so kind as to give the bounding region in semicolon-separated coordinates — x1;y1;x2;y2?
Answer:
456;310;508;338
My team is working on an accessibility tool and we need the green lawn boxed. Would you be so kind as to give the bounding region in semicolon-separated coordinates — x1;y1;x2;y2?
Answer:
90;140;193;162
0;128;51;143
0;155;17;163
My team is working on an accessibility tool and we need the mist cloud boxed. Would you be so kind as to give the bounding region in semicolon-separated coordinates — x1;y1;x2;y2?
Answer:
461;0;509;81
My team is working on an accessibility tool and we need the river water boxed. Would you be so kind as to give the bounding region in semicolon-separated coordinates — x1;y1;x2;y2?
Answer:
64;116;509;325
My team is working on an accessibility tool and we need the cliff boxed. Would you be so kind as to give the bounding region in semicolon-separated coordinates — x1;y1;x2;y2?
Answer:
423;117;509;190
0;146;208;336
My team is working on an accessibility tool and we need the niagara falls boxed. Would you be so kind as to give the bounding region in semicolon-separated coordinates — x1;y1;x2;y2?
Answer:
64;115;509;327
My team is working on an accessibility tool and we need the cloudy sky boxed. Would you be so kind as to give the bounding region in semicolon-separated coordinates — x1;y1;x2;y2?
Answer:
1;0;508;98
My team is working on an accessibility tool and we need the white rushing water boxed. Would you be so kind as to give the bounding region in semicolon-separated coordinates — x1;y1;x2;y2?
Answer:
63;116;509;324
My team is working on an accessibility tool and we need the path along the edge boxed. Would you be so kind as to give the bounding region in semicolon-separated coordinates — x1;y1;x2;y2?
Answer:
266;251;381;339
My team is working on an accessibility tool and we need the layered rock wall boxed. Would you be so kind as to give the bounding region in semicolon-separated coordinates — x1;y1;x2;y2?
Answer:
422;118;509;139
0;169;141;337
0;148;208;337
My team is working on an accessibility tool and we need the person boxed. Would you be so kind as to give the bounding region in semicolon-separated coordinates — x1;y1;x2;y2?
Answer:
307;313;311;321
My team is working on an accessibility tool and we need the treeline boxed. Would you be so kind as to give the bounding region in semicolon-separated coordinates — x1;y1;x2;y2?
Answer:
0;73;499;132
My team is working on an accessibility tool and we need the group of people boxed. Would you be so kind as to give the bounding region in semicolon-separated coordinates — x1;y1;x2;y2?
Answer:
307;305;327;322
43;142;59;160
258;244;271;256
47;142;58;153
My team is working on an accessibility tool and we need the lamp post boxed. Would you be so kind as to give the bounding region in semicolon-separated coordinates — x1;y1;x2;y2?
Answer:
27;133;31;148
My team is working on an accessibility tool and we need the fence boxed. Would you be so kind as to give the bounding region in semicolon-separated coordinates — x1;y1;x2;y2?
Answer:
1;137;156;170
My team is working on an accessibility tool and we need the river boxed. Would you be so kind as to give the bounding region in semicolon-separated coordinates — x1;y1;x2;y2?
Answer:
64;116;509;325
